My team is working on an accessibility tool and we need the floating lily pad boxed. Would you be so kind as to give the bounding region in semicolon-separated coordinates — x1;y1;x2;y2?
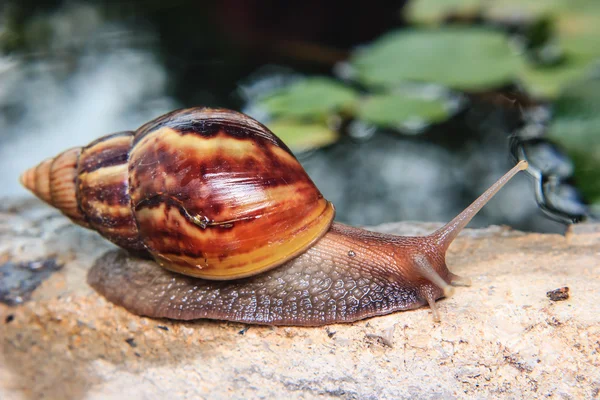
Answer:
406;0;581;25
518;54;595;99
405;0;482;25
266;119;339;153
258;77;358;119
407;0;600;24
350;27;523;91
547;78;600;204
485;0;600;22
513;7;600;98
405;0;600;98
356;92;454;133
485;0;566;20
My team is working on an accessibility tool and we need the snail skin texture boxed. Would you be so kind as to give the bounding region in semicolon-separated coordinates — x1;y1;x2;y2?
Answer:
21;107;528;326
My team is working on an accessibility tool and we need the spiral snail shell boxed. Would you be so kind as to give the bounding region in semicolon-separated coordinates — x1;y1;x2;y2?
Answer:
21;107;528;326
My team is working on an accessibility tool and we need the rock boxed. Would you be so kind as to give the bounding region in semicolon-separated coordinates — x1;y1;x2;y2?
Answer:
1;199;599;399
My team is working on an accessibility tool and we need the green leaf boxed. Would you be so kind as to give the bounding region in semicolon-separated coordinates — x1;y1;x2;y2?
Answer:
485;0;600;21
266;120;340;152
404;1;600;98
547;78;600;203
350;27;523;91
405;0;482;25
484;0;567;20
356;92;453;133
515;0;600;98
406;0;600;24
518;55;595;99
258;77;359;119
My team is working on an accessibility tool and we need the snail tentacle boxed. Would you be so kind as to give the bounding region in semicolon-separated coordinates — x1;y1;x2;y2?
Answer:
449;273;472;287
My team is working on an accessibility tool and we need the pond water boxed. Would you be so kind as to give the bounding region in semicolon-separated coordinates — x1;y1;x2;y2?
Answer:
1;1;593;233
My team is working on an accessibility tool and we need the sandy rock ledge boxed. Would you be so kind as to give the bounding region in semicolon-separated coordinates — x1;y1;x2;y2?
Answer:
1;199;599;399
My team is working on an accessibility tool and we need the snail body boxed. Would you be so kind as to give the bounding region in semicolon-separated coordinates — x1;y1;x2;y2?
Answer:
21;107;528;326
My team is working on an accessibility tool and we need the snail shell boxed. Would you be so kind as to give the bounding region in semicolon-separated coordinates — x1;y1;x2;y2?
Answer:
21;107;528;325
21;108;335;280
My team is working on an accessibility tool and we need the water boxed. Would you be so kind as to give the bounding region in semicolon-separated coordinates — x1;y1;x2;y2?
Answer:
0;2;573;233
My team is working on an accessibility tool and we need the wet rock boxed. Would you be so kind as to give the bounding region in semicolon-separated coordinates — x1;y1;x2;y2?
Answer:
1;199;599;399
0;259;62;305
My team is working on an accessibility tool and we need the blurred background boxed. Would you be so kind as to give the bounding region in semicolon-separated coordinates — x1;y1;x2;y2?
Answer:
1;0;598;233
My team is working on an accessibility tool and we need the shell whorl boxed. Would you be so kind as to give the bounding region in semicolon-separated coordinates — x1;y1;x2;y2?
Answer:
76;131;143;250
21;132;143;248
128;108;335;279
21;147;90;227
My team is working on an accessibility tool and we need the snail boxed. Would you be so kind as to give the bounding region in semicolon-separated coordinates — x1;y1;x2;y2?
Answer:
20;107;528;326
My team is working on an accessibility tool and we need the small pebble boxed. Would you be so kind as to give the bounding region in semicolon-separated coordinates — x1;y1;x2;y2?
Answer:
547;287;570;301
366;324;396;347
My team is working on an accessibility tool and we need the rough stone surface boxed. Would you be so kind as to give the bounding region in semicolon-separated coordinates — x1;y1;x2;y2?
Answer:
1;199;599;399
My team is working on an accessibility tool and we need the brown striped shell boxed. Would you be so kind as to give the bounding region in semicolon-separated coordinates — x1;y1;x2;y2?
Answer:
21;108;335;280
